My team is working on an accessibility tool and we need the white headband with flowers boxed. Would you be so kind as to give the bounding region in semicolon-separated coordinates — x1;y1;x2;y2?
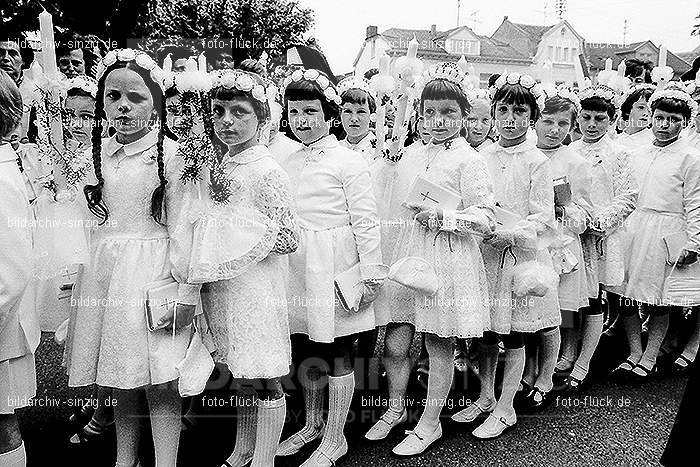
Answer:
649;83;699;120
619;83;657;108
281;68;342;106
577;84;619;109
492;72;546;112
63;75;98;99
96;49;171;92
210;69;277;103
337;76;378;102
416;62;471;97
542;85;581;113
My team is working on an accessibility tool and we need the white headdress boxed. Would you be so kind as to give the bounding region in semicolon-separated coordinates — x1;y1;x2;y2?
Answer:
492;72;546;112
541;85;581;113
337;76;378;103
210;69;277;104
281;68;341;106
649;81;698;120
96;48;172;92
63;75;98;99
416;62;471;96
578;83;620;109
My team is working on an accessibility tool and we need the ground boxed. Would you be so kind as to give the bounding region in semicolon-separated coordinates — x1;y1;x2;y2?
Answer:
19;332;684;466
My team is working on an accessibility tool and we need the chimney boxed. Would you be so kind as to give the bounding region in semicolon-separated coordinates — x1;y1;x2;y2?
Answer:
430;24;437;35
366;25;378;40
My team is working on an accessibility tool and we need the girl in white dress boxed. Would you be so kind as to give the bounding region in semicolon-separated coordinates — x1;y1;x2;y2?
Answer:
617;84;656;150
614;86;700;380
368;63;496;455
453;73;559;439
337;76;378;163
568;86;638;388
187;69;300;467
465;89;495;152
59;49;200;467
525;89;592;409
276;69;386;467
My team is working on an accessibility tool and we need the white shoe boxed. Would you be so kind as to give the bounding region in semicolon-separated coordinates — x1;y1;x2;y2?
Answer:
299;437;348;467
392;423;442;456
451;401;495;423
364;409;407;441
276;423;325;456
472;412;516;439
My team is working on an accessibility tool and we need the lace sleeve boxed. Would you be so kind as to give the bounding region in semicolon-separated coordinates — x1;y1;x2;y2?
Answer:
254;168;299;255
442;154;496;236
596;150;638;232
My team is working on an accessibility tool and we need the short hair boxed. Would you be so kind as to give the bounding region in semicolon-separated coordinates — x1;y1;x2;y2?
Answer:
651;97;692;123
625;58;653;83
542;96;577;126
66;87;95;99
420;79;470;115
237;59;266;77
580;96;616;120
341;87;376;113
0;70;22;138
210;86;271;123
488;74;501;88
0;33;33;70
363;68;379;80
620;88;654;121
283;76;340;122
491;83;541;122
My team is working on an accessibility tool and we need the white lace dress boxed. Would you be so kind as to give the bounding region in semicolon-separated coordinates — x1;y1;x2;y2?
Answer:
540;145;593;312
277;134;385;343
569;135;638;296
195;145;299;379
375;137;495;338
481;140;561;334
67;130;201;389
621;139;700;304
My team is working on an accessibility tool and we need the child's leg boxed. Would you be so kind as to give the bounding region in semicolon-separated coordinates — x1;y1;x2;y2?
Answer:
535;326;560;392
451;336;498;422
145;383;182;467
224;385;257;466
556;326;578;372
0;414;25;467
522;333;538;389
251;378;285;467
493;332;525;418
416;333;453;432
634;305;672;374
571;297;603;382
113;388;144;467
615;295;644;368
677;308;700;366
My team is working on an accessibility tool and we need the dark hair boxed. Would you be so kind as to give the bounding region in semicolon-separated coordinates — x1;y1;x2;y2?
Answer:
341;87;376;113
0;34;33;71
84;60;168;225
580;96;616;120
66;87;95;99
0;70;22;138
488;74;501;88
55;33;96;76
681;57;700;81
237;59;267;77
491;83;541;122
625;58;653;83
210;87;270;123
364;68;379;80
283;77;342;140
651;97;692;122
620;88;654;121
420;79;470;115
542;95;577;126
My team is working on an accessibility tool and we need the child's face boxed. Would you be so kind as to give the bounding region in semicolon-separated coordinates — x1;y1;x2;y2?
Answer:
64;95;95;146
578;109;611;142
288;99;329;144
422;99;463;142
211;97;260;147
104;68;156;138
535;110;572;149
652;108;686;143
341;101;371;141
627;96;650;132
494;101;531;141
416;116;431;143
466;101;492;146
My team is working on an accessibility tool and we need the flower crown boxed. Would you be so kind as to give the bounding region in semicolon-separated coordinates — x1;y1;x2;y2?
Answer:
63;75;98;99
416;62;470;96
577;84;619;109
684;79;700;98
619;83;656;108
209;69;277;104
492;72;546;112
542;85;581;113
466;87;490;104
649;83;699;120
96;48;171;92
337;76;378;103
281;68;341;106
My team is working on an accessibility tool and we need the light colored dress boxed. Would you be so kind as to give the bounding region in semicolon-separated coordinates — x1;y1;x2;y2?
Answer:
196;145;299;379
0;143;38;413
621;139;700;304
277;134;384;343
68;130;200;389
616;129;654;152
268;132;302;162
541;145;593;312
569;135;638;296
376;137;495;338
339;133;377;164
481;140;561;334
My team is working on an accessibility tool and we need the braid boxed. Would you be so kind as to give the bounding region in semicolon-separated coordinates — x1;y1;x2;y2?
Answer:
83;76;108;224
150;97;168;225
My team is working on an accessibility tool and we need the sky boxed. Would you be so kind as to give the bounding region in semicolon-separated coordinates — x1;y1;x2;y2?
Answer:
297;0;700;74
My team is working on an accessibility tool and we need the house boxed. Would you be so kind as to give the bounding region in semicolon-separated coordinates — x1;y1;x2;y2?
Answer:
585;41;690;80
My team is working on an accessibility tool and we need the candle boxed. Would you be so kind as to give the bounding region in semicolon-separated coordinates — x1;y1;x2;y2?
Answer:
185;57;197;72
408;35;419;60
542;59;554;85
163;53;172;73
604;58;613;71
197;52;207;72
457;55;468;72
379;53;390;76
38;9;57;79
617;59;626;77
658;44;667;67
573;54;585;88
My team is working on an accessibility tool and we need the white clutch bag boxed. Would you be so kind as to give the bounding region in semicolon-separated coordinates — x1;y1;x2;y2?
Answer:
176;324;214;397
663;261;700;307
334;263;363;312
403;175;461;210
144;278;179;332
663;231;687;265
388;257;440;296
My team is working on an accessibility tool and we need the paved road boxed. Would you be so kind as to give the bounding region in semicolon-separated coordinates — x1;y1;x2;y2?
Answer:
20;333;684;466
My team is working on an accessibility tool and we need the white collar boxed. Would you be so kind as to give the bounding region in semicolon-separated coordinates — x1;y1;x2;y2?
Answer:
494;138;536;154
343;132;375;150
222;144;271;164
104;129;159;158
303;134;339;150
0;143;19;163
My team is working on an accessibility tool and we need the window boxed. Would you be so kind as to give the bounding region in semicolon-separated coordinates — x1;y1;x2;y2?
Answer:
555;47;562;62
451;39;463;54
548;46;554;59
571;47;578;62
564;47;569;62
479;73;490;88
464;40;478;55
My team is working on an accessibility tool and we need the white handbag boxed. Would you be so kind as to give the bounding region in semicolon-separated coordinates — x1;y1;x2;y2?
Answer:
144;278;179;332
388;220;440;297
176;323;214;397
662;260;700;307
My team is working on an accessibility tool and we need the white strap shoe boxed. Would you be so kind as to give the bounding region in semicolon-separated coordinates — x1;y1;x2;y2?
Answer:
364;408;407;441
472;413;516;439
391;423;442;456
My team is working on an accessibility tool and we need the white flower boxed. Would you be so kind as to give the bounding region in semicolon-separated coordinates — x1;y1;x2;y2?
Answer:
151;69;167;91
135;53;156;71
236;74;254;91
118;49;136;62
251;85;266;101
304;69;320;80
291;69;303;81
323;88;336;102
221;74;237;88
520;75;535;88
506;73;520;85
103;51;117;67
317;75;329;89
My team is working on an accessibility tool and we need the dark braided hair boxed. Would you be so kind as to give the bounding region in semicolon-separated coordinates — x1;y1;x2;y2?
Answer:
84;60;168;225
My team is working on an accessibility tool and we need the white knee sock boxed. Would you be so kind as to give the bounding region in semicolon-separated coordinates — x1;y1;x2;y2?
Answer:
0;442;26;467
639;314;670;370
251;397;286;467
536;327;560;392
416;343;453;434
476;342;499;406
495;347;525;417
317;372;354;455
572;313;603;381
556;328;578;371
226;390;257;466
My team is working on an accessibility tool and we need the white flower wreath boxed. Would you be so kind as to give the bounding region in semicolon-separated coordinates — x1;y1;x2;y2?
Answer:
542;85;581;113
209;69;269;103
649;83;699;120
337;76;378;102
577;84;619;109
492;72;546;112
62;75;98;99
281;68;342;106
96;48;172;92
415;62;470;97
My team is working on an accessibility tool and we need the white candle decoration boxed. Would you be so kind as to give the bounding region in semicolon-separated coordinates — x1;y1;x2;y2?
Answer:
457;55;468;72
197;52;207;72
573;55;585;88
658;45;667;67
39;9;57;79
408;35;419;60
163;53;173;73
617;60;626;77
604;58;613;71
185;57;197;72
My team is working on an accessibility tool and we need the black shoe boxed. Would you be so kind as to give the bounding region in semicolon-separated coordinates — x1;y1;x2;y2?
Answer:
522;387;552;411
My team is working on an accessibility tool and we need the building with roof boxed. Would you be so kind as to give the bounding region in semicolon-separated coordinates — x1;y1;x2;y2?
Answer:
585;40;690;80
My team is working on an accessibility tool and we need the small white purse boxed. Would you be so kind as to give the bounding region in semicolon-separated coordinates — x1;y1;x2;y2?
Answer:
663;260;700;307
176;323;214;397
388;256;440;296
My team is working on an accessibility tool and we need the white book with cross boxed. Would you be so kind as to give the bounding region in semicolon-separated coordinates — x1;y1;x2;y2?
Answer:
403;175;462;211
144;278;179;331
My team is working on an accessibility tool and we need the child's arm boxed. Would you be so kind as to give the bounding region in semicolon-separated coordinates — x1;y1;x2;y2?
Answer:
680;153;700;265
594;149;638;233
514;157;556;250
255;167;300;255
561;158;594;235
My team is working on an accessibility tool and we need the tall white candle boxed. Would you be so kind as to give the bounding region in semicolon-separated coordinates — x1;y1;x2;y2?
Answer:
379;53;390;76
38;9;57;79
604;58;613;71
617;60;626;77
197;52;207;72
163;53;173;73
658;45;667;67
457;55;468;72
408;35;419;60
185;57;197;72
